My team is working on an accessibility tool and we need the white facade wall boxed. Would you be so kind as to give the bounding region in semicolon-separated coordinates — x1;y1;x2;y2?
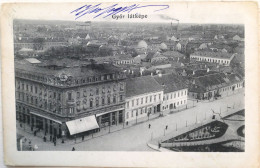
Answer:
190;55;233;66
125;90;163;123
162;88;188;110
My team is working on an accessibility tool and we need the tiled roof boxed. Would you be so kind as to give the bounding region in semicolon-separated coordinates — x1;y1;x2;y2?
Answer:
126;76;163;97
154;74;188;93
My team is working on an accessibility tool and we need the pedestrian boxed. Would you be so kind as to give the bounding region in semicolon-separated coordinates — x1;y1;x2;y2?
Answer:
82;135;84;141
43;136;46;142
158;142;161;149
54;141;56;146
50;135;52;141
166;125;168;130
34;144;38;151
126;121;128;126
20;123;22;128
149;124;151;129
72;147;75;151
31;126;33;132
53;136;56;143
34;131;36;136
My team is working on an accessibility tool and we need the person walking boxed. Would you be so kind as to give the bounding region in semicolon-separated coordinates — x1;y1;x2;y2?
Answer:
165;125;168;130
43;136;46;142
50;135;52;141
82;135;84;141
72;147;75;151
54;140;56;146
148;124;151;129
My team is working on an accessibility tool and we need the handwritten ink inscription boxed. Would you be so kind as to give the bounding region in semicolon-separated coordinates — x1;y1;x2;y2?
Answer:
71;3;169;20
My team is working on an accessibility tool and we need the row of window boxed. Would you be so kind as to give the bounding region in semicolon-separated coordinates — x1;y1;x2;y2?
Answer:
163;90;187;101
71;84;124;100
163;100;186;110
126;93;161;108
126;107;152;119
192;56;230;64
76;95;124;111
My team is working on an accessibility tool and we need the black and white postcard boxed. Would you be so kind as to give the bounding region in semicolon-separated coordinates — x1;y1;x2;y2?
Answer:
1;1;259;167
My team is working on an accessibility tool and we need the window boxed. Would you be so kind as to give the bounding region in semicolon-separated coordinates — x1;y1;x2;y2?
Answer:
90;99;93;108
26;84;28;91
96;98;99;107
132;100;134;107
22;84;24;90
141;98;143;104
90;89;93;96
96;88;99;95
131;111;134;117
174;93;176;98
126;112;129;119
154;95;156;101
145;96;148;103
31;97;33;104
113;96;116;103
136;99;139;105
178;92;179;97
181;91;183;96
126;102;129;108
102;97;105;105
150;96;152;102
120;83;124;91
54;92;56;99
159;94;161;100
35;86;38;94
31;85;33;92
120;95;123;102
102;87;105;93
58;93;61;101
68;92;72;100
107;96;110;104
76;92;80;98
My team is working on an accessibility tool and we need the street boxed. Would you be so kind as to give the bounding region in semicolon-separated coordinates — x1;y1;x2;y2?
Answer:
17;90;244;151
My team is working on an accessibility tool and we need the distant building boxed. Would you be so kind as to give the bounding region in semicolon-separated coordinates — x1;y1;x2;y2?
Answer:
113;54;135;65
154;74;188;111
190;51;236;66
125;76;163;124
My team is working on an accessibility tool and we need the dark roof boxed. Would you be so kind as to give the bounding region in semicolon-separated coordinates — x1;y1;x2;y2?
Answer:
126;76;163;97
15;59;122;78
154;74;188;93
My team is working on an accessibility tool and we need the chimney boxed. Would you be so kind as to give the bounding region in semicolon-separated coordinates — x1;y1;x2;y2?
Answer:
207;68;210;72
193;70;195;75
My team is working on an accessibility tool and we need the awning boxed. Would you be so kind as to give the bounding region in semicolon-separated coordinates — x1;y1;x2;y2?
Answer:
30;112;62;124
66;116;99;135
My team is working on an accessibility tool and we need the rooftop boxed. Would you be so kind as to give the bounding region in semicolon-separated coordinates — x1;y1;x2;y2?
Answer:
154;74;188;93
126;76;163;98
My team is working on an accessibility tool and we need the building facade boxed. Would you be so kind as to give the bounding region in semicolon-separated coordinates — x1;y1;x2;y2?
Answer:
190;51;236;66
154;74;188;111
125;76;163;124
15;60;126;139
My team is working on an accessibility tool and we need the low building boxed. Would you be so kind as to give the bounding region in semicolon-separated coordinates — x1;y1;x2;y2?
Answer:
125;76;163;124
190;51;236;66
154;74;188;111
